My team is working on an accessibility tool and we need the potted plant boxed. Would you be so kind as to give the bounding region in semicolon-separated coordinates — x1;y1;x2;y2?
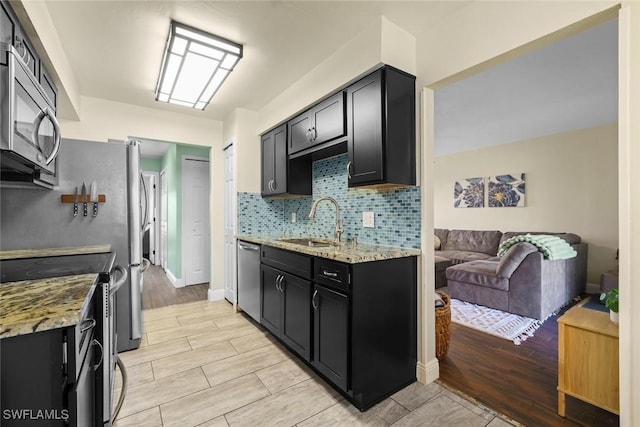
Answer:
600;288;619;324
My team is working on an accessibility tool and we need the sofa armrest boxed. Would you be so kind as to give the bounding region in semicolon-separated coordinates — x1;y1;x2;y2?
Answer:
497;243;538;278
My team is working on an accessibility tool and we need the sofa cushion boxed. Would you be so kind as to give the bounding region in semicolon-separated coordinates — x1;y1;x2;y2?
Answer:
434;235;441;250
435;229;449;248
443;229;502;256
497;243;538;278
437;250;494;263
446;261;509;291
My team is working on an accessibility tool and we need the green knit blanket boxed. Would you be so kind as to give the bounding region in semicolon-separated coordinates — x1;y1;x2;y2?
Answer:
498;234;577;260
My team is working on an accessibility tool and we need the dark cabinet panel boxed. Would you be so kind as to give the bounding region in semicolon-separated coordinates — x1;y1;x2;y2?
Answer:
260;263;312;361
288;92;345;155
281;273;312;361
261;124;311;197
260;265;282;335
347;66;415;188
346;69;383;185
313;284;349;392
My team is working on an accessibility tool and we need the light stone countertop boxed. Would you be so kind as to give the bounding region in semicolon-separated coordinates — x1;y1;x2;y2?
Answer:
0;274;98;339
0;244;112;260
237;235;421;264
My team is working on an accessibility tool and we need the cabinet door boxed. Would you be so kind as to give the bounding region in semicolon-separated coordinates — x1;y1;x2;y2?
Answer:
272;125;287;195
346;69;383;186
312;92;345;145
313;284;349;392
260;265;282;335
281;273;312;361
1;3;16;63
260;131;275;195
288;111;313;155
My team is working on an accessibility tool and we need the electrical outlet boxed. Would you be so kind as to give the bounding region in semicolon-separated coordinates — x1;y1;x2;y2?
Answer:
291;212;296;223
363;211;375;228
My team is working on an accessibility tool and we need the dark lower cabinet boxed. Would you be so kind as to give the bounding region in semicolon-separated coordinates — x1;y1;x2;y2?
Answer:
260;264;312;361
0;292;100;426
312;284;349;392
260;246;417;412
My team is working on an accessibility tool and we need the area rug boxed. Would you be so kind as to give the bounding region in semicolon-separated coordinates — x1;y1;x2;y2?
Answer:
450;298;542;345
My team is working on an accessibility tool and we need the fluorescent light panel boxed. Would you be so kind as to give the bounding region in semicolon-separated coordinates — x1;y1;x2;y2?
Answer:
155;21;243;110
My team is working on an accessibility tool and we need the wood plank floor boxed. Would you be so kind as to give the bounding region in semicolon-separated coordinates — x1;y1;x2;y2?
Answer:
439;297;620;427
142;265;209;309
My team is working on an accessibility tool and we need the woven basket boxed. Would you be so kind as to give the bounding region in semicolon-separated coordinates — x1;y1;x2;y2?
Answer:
435;291;451;361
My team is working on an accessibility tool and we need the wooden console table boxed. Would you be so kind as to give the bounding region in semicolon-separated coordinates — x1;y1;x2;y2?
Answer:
557;300;619;416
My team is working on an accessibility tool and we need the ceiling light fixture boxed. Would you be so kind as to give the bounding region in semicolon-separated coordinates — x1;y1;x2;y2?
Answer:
155;20;243;110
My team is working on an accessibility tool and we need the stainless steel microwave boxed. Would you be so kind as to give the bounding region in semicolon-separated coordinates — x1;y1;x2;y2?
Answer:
1;42;61;188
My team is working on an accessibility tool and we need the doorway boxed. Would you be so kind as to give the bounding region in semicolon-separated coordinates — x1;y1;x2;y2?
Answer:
182;156;211;286
142;172;158;265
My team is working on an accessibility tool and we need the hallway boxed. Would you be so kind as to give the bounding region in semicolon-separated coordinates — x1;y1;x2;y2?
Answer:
142;265;209;310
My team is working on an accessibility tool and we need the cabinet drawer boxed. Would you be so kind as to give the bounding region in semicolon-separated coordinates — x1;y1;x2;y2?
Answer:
315;258;350;292
261;245;312;279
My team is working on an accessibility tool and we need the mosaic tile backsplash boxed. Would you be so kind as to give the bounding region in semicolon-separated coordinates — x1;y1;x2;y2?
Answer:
237;154;421;248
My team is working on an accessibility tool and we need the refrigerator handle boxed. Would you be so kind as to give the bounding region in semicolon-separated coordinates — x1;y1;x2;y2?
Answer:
111;265;128;295
130;264;143;340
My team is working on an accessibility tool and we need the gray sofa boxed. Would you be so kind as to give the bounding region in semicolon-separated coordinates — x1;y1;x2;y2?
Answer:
435;229;588;320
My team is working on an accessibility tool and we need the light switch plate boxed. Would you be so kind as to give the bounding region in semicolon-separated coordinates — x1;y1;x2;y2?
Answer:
363;211;375;228
291;212;296;223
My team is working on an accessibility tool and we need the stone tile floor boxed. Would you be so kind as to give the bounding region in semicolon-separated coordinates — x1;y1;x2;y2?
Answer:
113;300;520;427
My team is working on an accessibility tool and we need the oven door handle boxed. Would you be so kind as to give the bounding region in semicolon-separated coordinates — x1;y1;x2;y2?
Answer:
111;265;128;295
33;107;61;166
92;339;104;371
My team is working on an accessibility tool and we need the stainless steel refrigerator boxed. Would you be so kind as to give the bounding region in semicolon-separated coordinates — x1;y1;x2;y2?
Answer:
0;138;147;351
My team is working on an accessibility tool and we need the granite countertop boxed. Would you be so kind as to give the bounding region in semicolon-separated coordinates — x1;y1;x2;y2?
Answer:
0;274;98;339
0;244;112;260
237;235;421;264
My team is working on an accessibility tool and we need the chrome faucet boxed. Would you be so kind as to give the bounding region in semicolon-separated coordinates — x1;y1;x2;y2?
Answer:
308;196;343;245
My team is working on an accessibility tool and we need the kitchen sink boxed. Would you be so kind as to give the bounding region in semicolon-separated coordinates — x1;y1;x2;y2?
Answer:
278;238;335;248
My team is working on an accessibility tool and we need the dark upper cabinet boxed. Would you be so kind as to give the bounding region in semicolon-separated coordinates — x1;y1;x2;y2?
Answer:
312;283;349;392
288;92;346;155
346;66;415;187
1;1;56;110
261;125;311;197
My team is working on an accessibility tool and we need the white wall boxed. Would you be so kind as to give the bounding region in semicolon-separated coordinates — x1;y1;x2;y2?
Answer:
60;96;222;147
434;124;618;283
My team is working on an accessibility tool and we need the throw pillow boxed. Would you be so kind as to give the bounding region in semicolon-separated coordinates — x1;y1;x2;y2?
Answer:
434;235;441;250
497;243;538;278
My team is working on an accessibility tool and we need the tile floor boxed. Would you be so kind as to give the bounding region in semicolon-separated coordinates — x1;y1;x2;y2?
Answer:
113;300;519;427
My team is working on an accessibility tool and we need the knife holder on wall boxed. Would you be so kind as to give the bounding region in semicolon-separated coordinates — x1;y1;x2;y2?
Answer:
60;195;106;203
61;194;106;217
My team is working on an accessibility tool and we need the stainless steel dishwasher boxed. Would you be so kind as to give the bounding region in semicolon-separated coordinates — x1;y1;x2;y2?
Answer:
237;240;261;322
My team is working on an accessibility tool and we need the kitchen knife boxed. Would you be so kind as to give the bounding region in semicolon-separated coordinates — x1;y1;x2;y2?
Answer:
90;180;98;217
73;186;78;217
81;182;88;217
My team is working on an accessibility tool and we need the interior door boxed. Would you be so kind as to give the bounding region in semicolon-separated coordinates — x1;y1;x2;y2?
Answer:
224;144;235;302
142;173;157;264
182;157;210;286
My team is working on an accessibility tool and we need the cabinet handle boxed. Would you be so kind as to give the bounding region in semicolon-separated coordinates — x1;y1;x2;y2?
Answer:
312;290;319;311
272;180;276;191
279;276;285;292
346;161;352;179
275;274;281;291
306;129;313;142
322;270;338;278
311;127;317;141
92;339;104;371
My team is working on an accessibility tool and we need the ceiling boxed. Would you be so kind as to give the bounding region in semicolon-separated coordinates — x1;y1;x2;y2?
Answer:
38;2;617;158
434;18;618;156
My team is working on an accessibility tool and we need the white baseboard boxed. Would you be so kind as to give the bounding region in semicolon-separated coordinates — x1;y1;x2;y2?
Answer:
208;288;225;301
586;282;601;294
416;358;440;384
166;270;184;288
